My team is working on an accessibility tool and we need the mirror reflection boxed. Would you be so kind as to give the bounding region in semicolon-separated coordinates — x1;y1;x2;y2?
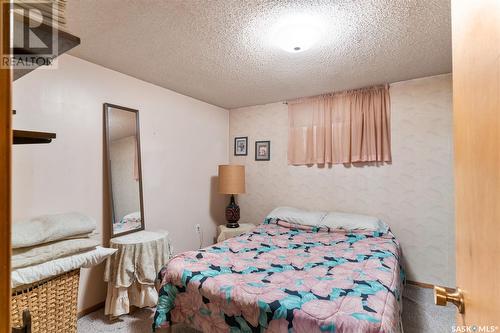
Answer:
104;104;145;237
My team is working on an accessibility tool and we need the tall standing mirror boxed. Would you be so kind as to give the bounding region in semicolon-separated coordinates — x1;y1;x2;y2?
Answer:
104;103;145;237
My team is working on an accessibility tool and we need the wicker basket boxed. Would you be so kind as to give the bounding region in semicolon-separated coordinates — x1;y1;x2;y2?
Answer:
11;269;80;333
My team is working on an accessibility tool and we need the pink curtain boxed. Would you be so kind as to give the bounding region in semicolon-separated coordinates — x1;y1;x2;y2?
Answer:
288;85;391;165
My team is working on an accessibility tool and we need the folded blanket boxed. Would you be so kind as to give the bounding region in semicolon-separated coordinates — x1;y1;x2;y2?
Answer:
11;246;117;288
12;238;100;269
63;230;98;240
13;212;97;249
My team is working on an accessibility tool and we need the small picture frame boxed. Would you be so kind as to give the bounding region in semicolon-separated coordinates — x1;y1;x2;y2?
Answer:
255;141;270;161
234;137;248;156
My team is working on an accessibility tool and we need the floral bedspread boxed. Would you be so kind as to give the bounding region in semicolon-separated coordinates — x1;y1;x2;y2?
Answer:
154;219;404;333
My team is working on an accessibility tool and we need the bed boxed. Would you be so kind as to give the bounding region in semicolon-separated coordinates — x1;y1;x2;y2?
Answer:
114;211;142;233
153;217;404;333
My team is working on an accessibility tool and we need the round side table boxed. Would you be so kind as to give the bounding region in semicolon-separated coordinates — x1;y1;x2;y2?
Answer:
104;230;170;317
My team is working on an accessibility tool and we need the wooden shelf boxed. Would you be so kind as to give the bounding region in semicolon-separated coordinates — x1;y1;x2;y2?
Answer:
13;130;56;145
13;17;81;80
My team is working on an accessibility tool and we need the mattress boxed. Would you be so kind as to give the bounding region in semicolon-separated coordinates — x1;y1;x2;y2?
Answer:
154;219;404;333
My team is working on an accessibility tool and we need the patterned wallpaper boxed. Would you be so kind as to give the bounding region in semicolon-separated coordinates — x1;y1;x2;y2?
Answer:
229;74;455;287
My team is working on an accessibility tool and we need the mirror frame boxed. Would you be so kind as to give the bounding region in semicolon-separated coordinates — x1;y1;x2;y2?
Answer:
103;103;145;238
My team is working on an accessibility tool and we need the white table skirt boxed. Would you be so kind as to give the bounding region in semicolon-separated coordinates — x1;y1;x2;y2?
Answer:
104;281;158;316
104;230;170;317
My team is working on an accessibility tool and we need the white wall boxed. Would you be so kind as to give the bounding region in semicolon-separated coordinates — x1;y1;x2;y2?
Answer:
229;74;455;287
12;55;229;311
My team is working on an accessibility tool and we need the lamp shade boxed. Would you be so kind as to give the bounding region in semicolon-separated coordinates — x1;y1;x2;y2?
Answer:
218;165;245;194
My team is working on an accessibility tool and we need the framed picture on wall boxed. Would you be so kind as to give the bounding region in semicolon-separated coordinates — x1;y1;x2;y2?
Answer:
234;137;248;156
255;141;270;161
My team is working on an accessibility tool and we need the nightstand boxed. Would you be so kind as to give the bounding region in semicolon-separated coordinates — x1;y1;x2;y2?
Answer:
217;223;256;242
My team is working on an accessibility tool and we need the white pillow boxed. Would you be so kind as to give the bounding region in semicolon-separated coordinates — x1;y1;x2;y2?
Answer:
266;207;328;226
11;246;117;288
321;211;388;232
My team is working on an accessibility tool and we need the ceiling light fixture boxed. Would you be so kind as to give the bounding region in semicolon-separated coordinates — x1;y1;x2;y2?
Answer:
270;14;323;53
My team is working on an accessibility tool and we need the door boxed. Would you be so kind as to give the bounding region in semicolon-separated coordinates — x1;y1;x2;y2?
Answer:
448;0;500;326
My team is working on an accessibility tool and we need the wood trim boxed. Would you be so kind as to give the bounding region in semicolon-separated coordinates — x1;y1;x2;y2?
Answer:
407;280;454;292
0;1;12;333
77;301;105;319
13;130;56;144
407;280;435;289
103;103;146;238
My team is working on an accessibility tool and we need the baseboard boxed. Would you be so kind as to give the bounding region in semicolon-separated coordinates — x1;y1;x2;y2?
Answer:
407;280;454;292
407;280;435;289
77;301;105;319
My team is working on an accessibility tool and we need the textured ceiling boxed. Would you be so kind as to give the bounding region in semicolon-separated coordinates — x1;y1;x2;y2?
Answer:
66;0;451;109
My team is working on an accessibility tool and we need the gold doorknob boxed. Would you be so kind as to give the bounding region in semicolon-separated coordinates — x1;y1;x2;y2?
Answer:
434;286;465;313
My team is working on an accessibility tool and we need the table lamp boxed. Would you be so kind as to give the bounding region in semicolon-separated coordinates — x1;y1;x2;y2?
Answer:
218;165;245;228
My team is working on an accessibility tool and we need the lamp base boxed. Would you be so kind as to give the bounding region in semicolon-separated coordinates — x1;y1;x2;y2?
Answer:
225;194;240;228
226;222;240;228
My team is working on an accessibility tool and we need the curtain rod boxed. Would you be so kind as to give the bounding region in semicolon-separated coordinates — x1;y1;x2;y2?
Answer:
283;84;389;106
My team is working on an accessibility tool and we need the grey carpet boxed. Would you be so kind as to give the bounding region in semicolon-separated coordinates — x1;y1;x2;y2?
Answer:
78;285;456;332
402;284;455;333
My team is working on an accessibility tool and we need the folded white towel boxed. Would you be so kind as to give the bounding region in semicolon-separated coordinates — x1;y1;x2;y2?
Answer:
11;246;117;288
13;212;97;249
12;238;100;269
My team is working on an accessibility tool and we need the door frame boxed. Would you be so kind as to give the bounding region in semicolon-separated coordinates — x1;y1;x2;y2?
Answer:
0;1;12;332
